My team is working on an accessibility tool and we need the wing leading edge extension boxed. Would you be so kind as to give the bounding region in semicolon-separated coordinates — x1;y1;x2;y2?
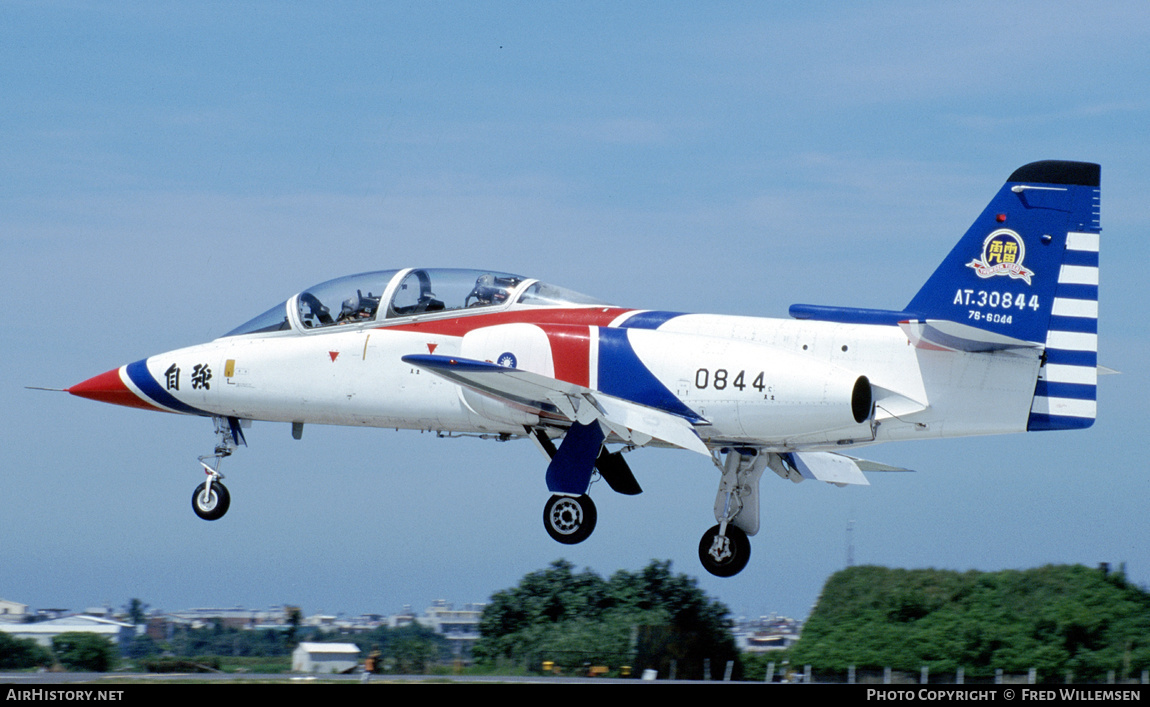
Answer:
401;353;711;456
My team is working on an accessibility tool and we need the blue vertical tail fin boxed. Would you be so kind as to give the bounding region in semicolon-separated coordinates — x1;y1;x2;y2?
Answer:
904;160;1100;430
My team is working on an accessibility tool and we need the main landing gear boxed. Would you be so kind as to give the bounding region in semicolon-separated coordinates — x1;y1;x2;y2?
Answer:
543;494;597;544
531;423;637;547
699;523;751;578
530;425;767;578
191;416;246;521
698;447;768;578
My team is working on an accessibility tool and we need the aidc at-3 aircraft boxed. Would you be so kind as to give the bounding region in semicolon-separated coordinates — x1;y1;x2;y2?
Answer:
66;161;1102;577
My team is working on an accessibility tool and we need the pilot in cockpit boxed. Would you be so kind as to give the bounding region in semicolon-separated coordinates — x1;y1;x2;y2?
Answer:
466;274;521;307
337;290;380;324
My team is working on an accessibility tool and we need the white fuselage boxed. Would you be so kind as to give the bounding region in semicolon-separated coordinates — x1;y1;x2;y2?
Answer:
128;305;1040;453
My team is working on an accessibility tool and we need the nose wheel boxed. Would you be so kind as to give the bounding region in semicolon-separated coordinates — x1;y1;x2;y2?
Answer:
192;478;230;520
543;494;597;544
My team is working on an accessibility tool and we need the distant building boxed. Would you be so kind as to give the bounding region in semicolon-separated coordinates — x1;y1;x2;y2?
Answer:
167;606;291;629
145;614;186;642
387;605;418;629
415;600;485;658
35;608;72;621
292;642;360;673
0;614;132;648
304;613;340;630
733;614;802;653
0;598;29;622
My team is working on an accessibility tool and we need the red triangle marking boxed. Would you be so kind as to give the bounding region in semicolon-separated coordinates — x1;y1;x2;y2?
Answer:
427;343;438;354
329;351;339;362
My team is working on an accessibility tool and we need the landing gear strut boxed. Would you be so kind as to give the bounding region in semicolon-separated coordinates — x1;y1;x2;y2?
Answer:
191;416;245;521
699;447;767;577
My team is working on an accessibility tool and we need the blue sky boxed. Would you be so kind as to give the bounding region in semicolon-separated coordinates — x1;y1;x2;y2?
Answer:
3;1;1148;622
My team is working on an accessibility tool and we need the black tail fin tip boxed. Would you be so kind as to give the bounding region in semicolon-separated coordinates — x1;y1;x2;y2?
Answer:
1008;160;1100;187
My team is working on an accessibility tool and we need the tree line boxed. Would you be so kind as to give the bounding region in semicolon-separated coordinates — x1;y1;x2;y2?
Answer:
9;561;1143;680
790;564;1150;683
474;558;739;679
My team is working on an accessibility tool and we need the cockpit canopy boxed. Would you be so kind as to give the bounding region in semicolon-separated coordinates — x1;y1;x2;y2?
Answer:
223;268;608;338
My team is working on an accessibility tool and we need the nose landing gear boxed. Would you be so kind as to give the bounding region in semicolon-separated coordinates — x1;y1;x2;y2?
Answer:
191;416;246;521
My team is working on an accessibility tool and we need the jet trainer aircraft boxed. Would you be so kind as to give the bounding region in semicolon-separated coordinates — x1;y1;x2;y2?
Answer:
67;160;1102;577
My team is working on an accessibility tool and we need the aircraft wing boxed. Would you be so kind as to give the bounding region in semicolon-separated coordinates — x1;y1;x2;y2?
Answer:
401;354;711;456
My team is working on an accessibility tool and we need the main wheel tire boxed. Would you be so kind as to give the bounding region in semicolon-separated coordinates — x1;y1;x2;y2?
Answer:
192;480;231;521
543;494;597;545
698;524;751;577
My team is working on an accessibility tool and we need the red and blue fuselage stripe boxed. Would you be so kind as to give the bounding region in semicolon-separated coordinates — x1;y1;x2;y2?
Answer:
125;359;212;416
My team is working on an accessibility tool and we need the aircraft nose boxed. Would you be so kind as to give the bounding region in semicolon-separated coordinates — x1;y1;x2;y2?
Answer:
68;366;154;410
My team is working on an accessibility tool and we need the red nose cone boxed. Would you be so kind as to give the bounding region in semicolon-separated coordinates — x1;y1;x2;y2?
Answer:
68;367;153;411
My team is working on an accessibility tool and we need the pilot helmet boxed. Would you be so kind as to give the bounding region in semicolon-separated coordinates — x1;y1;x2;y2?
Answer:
473;274;510;304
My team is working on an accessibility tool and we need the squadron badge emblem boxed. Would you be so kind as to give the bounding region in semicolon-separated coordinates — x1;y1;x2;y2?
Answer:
967;229;1035;285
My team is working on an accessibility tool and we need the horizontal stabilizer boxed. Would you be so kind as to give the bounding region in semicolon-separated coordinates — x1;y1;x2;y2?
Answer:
402;354;710;456
899;319;1041;353
788;304;912;326
783;452;914;487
